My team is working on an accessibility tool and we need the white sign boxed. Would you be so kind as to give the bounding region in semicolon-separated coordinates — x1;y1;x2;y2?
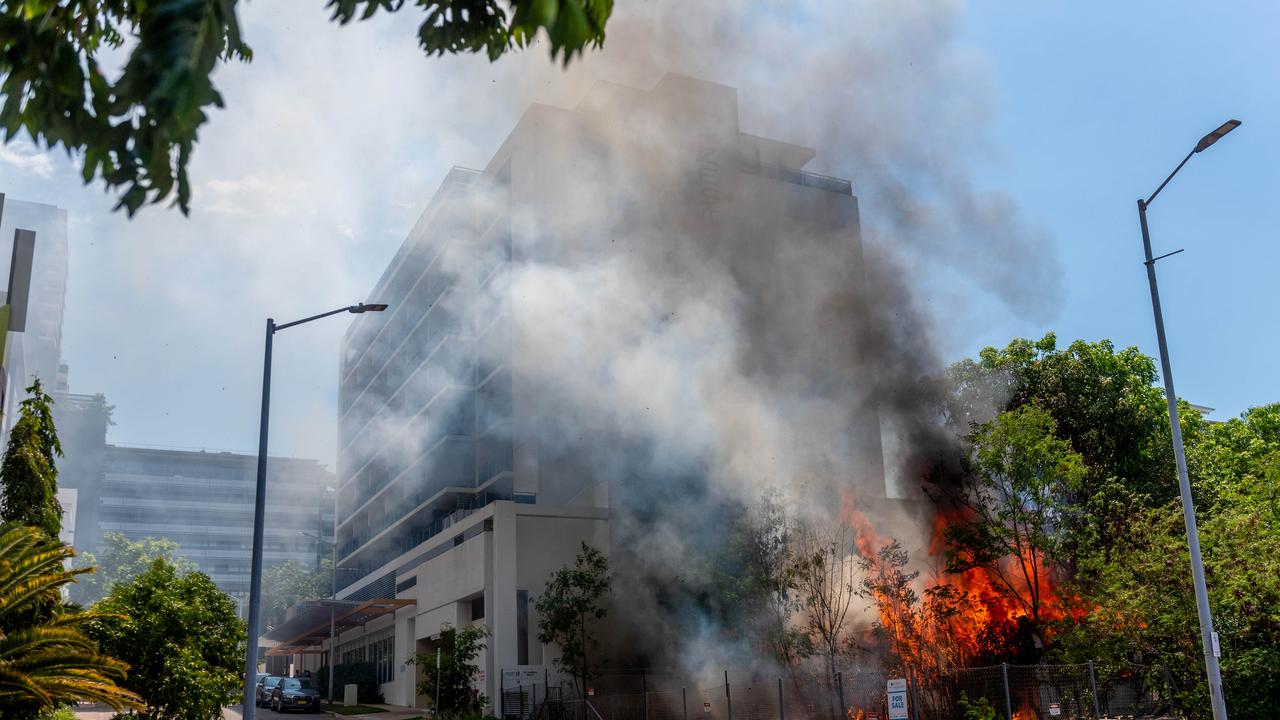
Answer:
1049;703;1061;717
1212;631;1221;658
703;703;711;713
886;678;908;720
502;667;543;689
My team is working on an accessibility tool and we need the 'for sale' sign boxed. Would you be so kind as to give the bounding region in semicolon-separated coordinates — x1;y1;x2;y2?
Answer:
886;679;908;720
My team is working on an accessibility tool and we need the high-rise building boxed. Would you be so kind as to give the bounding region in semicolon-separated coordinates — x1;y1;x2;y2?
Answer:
0;196;69;414
263;75;878;709
92;445;335;608
51;390;337;613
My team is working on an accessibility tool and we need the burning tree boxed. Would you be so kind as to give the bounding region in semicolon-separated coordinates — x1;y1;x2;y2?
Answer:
941;404;1085;656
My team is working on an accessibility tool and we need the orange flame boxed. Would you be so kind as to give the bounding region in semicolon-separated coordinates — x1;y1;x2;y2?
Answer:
838;493;1087;671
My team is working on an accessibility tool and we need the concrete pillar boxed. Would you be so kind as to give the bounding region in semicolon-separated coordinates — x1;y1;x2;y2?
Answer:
487;502;520;708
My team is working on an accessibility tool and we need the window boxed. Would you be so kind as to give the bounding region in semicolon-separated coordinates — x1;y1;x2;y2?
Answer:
470;595;485;621
368;636;395;685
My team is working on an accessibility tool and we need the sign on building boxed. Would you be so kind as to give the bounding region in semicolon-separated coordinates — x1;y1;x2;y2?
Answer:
1048;703;1061;716
886;678;908;720
501;667;543;689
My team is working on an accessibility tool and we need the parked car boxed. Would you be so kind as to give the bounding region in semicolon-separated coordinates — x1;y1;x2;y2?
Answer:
255;675;283;707
270;676;321;713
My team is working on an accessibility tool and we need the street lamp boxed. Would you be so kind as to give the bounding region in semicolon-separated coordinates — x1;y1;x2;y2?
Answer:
1136;119;1239;720
241;302;388;720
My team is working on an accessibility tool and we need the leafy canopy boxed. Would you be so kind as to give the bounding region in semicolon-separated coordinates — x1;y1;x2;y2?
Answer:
70;532;196;606
944;404;1085;637
0;380;63;539
534;541;609;696
0;522;142;717
408;623;488;714
1054;403;1280;720
262;559;330;627
87;558;245;720
0;0;612;215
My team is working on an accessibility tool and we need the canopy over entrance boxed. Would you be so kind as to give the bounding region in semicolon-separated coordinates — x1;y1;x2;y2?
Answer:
261;598;413;656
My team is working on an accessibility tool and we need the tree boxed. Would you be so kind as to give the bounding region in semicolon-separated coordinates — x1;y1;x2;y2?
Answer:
0;0;612;216
943;405;1085;651
408;623;488;715
535;542;609;697
1054;404;1280;720
857;539;924;674
0;380;63;539
70;533;197;606
790;521;859;687
0;523;142;718
262;559;329;627
87;558;245;720
702;498;809;670
949;334;1175;505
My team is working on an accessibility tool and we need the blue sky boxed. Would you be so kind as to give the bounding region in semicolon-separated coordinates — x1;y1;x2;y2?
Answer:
0;1;1275;466
955;2;1279;417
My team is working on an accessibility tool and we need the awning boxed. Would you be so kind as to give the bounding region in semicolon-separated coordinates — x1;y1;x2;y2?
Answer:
261;598;414;656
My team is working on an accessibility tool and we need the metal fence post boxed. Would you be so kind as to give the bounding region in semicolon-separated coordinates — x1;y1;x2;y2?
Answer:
836;671;845;720
683;687;688;720
1001;663;1012;720
644;673;649;720
1087;661;1101;719
725;670;733;720
778;677;785;720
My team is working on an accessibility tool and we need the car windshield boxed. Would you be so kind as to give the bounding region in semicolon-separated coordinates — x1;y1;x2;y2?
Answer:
265;677;282;687
283;678;314;690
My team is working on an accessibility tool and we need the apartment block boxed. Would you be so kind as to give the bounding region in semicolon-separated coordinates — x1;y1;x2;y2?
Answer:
263;74;879;710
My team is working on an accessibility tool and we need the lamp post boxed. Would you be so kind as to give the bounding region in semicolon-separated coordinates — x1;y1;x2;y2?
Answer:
242;302;388;720
1136;119;1239;720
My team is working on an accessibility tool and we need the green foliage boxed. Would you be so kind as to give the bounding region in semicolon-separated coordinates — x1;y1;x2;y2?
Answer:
262;559;330;626
0;523;142;717
945;405;1085;642
0;0;610;215
705;499;810;667
0;380;63;539
408;624;488;714
1051;404;1280;719
534;542;609;695
956;693;998;720
950;333;1175;504
857;539;922;673
69;533;196;606
87;558;245;720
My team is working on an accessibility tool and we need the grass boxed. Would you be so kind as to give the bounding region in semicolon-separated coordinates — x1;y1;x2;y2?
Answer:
319;704;387;715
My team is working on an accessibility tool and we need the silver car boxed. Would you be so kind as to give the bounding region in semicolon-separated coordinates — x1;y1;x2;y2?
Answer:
255;675;283;707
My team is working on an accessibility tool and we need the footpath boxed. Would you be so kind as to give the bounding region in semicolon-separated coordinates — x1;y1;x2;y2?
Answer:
74;702;427;720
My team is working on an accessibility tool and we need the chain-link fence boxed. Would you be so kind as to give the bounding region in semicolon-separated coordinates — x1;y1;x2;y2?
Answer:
513;663;1176;720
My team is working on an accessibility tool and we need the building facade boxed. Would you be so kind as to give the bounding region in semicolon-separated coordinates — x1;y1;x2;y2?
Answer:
292;75;879;710
51;392;336;614
0;196;69;413
92;445;335;606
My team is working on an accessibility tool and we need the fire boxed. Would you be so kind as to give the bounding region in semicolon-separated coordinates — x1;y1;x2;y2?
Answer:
838;493;1086;672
